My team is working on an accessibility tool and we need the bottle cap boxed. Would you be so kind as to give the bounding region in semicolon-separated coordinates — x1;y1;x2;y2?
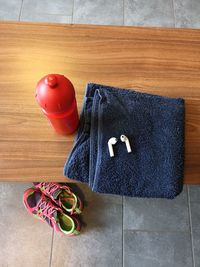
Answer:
44;75;57;87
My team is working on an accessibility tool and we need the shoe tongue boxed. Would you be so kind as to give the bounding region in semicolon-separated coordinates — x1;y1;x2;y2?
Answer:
27;191;42;208
45;211;57;227
52;188;62;199
42;205;59;227
53;210;58;220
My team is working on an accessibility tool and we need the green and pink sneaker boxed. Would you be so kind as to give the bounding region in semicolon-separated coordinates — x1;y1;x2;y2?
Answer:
23;188;81;236
33;182;83;215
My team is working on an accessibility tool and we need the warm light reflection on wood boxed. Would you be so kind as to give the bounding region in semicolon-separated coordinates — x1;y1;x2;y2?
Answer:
0;22;200;183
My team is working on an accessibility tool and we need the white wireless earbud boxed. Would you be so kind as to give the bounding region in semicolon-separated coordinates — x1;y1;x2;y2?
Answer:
108;137;118;157
120;135;132;153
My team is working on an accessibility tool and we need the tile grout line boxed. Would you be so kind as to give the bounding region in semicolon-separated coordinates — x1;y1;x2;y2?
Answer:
18;0;24;21
72;0;75;24
187;186;196;267
49;229;54;267
172;0;177;28
122;0;125;25
122;196;124;267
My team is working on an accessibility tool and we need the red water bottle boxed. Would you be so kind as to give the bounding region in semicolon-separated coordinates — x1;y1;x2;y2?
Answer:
35;74;79;135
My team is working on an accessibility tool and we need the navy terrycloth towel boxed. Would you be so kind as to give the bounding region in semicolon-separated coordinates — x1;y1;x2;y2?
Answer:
64;83;185;199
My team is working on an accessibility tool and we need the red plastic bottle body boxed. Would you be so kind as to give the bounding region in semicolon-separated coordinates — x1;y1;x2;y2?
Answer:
36;74;79;135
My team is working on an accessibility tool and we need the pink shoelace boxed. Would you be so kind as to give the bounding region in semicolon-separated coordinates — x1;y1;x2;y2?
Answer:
38;182;72;196
36;182;77;214
36;196;60;219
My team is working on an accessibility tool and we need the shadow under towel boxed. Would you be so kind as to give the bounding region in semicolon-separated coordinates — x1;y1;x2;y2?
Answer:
64;83;185;199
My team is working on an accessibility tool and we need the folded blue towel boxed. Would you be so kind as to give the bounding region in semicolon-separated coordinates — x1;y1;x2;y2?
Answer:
64;83;185;199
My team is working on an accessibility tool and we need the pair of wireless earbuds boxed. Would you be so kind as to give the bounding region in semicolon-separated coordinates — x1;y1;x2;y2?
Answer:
108;135;132;157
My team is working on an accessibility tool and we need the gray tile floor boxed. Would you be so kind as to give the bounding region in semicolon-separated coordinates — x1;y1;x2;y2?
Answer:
0;0;200;266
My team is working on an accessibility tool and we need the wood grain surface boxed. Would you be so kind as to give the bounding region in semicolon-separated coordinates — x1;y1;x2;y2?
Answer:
0;21;199;183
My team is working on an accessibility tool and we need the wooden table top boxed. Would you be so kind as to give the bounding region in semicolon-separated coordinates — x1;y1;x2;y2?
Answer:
0;21;200;183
